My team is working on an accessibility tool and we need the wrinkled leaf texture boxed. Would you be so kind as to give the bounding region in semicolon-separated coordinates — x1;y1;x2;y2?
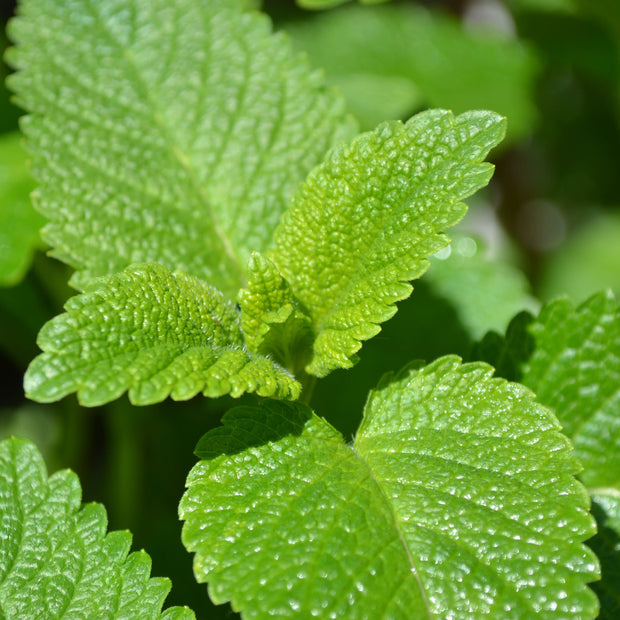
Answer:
0;437;194;619
181;357;599;619
24;263;300;406
7;0;356;298
270;109;506;376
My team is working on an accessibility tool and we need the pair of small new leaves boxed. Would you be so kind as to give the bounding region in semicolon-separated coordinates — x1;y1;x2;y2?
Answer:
25;110;506;407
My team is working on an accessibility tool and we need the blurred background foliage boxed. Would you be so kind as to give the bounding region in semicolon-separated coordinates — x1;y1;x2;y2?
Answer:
1;0;619;617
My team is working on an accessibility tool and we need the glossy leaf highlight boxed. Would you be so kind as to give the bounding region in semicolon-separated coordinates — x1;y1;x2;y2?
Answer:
475;291;620;489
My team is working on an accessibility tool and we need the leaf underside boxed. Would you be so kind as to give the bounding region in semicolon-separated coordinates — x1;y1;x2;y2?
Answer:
270;109;506;377
24;263;300;406
475;290;620;490
7;0;356;297
181;356;599;619
0;437;194;620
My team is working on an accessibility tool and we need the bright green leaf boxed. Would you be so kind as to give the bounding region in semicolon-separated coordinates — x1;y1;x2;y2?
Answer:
270;109;505;377
284;3;538;136
7;0;356;297
0;131;42;286
0;436;194;619
475;291;620;489
307;235;538;436
180;356;599;618
24;263;300;406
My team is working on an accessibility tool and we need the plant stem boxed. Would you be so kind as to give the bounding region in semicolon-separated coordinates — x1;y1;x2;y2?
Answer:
106;399;142;530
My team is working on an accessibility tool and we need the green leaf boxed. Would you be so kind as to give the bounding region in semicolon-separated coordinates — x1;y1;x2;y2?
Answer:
588;491;620;619
475;291;620;489
284;3;538;136
270;109;506;377
24;263;300;406
0;131;43;286
180;356;599;618
540;213;620;303
7;0;356;297
0;436;194;619
306;235;538;436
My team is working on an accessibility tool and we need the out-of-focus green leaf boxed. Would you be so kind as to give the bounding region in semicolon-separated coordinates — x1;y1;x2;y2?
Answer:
588;491;620;619
297;0;389;9
0;131;42;286
540;213;620;303
283;3;538;136
506;0;578;15
427;234;539;340
517;12;619;87
0;436;195;619
25;263;300;407
181;357;599;618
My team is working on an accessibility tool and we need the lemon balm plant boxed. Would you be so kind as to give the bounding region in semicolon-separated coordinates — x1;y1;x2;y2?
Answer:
1;0;618;618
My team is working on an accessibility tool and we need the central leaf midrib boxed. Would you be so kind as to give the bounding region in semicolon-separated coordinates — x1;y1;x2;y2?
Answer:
350;441;434;618
85;0;246;289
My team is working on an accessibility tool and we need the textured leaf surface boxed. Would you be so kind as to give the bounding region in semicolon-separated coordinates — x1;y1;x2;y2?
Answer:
180;356;598;618
0;131;42;286
0;436;194;619
307;236;539;435
7;0;355;297
270;109;505;376
24;263;300;406
284;3;537;136
475;291;620;489
238;252;313;374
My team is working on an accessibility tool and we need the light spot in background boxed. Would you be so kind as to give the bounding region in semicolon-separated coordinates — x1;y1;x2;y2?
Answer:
434;245;452;260
455;236;478;258
463;0;516;37
460;196;508;260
